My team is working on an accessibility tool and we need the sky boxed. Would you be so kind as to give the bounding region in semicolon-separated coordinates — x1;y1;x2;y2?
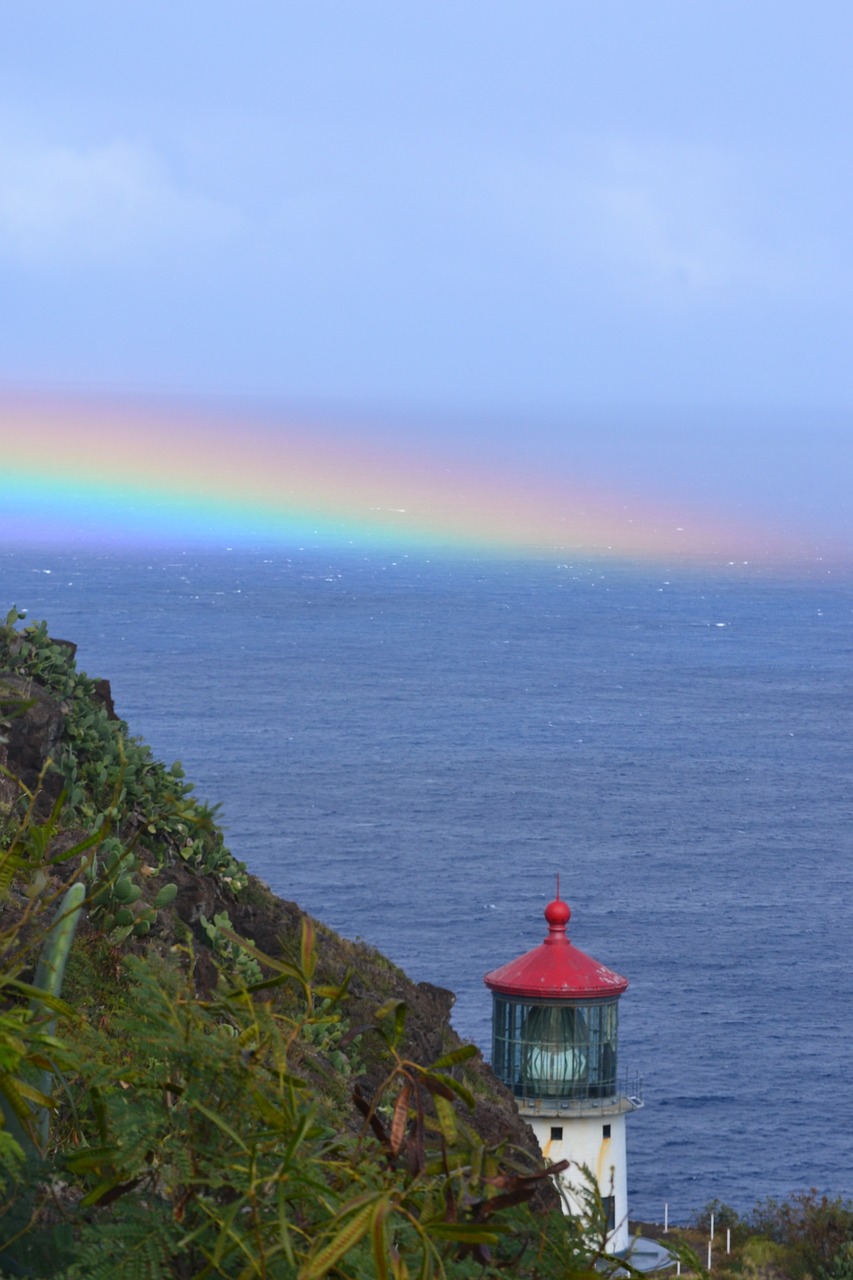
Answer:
1;2;852;561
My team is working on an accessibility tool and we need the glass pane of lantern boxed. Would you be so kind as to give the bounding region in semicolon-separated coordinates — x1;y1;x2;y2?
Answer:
521;1004;589;1096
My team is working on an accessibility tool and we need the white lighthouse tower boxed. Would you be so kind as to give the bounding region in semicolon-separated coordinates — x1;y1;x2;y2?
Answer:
484;885;640;1253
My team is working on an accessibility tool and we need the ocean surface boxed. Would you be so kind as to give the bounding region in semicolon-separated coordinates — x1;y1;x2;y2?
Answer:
4;545;852;1224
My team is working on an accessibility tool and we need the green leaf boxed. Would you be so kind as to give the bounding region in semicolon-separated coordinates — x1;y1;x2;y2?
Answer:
113;878;141;904
65;1145;121;1174
31;881;86;1014
299;1197;381;1280
422;1222;503;1244
275;1181;297;1268
79;1173;140;1209
192;1100;250;1153
300;917;317;981
153;882;178;909
432;1094;457;1147
425;1072;475;1111
48;823;107;864
222;969;304;1000
374;999;407;1049
9;1078;55;1109
370;1198;391;1280
374;998;405;1021
217;928;302;981
0;1073;52;1123
6;981;75;1020
429;1043;477;1071
282;1105;320;1163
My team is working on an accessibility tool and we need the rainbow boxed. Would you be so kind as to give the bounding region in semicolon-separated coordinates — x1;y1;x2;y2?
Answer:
0;392;823;566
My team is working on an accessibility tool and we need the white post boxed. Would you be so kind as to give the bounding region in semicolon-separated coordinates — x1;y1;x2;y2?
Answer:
710;1212;715;1241
708;1241;712;1270
727;1228;731;1255
677;1263;681;1277
664;1202;669;1233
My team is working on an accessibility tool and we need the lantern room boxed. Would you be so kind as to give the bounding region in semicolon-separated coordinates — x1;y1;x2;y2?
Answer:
485;893;627;1104
484;887;640;1254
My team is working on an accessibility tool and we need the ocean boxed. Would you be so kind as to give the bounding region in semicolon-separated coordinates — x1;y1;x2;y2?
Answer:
4;545;852;1224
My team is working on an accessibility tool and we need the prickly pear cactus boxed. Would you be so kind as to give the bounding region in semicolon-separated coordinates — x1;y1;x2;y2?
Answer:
87;838;178;941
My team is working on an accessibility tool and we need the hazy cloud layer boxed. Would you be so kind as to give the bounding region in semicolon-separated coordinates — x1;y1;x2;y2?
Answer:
0;134;234;266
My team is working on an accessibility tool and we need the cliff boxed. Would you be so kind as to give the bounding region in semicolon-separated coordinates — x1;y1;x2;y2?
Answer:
0;620;540;1157
0;611;599;1279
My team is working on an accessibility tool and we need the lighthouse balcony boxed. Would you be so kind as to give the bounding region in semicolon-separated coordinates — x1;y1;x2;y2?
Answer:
514;1071;644;1119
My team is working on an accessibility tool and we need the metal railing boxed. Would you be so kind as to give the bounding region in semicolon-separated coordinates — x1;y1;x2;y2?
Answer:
514;1069;644;1115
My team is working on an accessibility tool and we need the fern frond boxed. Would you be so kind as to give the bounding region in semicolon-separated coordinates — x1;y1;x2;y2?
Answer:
58;1201;179;1280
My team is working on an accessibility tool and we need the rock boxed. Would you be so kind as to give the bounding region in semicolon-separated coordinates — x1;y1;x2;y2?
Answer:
92;678;118;721
0;675;65;813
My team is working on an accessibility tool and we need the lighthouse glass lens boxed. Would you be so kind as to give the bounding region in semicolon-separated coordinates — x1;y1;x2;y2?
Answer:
522;1005;588;1094
491;996;618;1101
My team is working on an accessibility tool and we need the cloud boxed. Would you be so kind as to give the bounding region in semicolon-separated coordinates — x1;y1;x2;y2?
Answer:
485;136;812;306
0;136;236;267
582;139;790;296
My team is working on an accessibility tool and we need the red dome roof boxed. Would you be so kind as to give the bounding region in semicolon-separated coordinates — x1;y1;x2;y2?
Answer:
484;893;628;1000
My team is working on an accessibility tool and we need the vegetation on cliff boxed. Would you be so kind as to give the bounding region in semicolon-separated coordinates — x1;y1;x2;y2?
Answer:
0;610;619;1278
654;1195;853;1280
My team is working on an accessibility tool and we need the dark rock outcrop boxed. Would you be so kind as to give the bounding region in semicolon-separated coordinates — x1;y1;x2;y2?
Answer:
0;675;65;812
92;678;118;721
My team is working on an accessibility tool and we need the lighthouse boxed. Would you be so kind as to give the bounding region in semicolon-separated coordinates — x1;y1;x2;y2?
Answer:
484;886;640;1254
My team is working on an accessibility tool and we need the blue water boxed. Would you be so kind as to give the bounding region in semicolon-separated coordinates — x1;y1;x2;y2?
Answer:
4;546;852;1223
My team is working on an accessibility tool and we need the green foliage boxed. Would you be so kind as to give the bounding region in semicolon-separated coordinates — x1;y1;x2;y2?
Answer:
747;1190;853;1280
694;1199;742;1234
0;769;55;903
0;756;101;906
56;1202;180;1280
0;884;84;1165
85;836;178;941
738;1234;790;1280
822;1243;853;1280
0;609;247;893
0;913;615;1279
0;877;86;1278
199;909;264;986
301;997;364;1078
27;882;85;1144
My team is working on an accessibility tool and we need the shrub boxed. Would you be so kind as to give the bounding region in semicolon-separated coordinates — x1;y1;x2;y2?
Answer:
748;1190;853;1280
2;919;616;1279
695;1198;742;1234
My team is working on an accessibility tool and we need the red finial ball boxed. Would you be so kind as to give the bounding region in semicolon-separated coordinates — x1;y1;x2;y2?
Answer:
544;897;571;930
